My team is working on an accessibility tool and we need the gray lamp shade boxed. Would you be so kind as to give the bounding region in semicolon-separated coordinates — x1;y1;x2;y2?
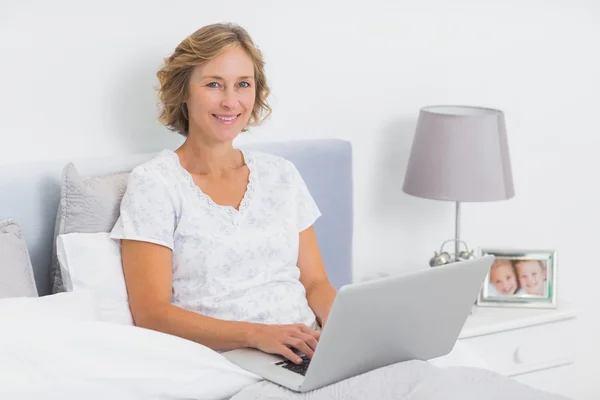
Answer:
403;105;515;202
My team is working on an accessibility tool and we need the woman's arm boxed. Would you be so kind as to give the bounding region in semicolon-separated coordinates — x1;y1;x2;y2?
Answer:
121;239;254;349
121;239;320;363
297;226;337;328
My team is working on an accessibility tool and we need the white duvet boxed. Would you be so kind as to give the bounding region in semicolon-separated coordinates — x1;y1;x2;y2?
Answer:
0;317;569;400
0;317;261;400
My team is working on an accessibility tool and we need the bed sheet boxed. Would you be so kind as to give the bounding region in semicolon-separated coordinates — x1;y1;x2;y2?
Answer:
0;316;569;400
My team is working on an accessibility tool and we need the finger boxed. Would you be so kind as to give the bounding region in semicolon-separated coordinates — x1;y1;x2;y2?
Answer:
286;337;314;359
292;332;318;352
279;345;303;364
299;324;321;340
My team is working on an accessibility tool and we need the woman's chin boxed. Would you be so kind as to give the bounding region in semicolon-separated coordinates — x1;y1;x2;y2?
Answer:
209;126;243;142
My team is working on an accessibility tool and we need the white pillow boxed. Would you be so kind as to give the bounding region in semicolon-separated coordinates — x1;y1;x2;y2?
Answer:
56;232;133;325
0;291;98;321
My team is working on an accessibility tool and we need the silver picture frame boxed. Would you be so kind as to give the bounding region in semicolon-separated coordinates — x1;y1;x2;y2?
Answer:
476;247;558;309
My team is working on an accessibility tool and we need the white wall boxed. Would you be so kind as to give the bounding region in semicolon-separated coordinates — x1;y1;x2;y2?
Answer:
2;0;599;397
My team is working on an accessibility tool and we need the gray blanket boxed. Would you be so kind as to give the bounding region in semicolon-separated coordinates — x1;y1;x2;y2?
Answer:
230;360;569;400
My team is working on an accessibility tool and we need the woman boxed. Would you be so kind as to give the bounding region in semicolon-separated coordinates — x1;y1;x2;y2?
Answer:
109;23;337;366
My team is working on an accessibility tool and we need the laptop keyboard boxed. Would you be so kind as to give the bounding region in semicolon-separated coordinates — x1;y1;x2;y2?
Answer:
275;355;311;376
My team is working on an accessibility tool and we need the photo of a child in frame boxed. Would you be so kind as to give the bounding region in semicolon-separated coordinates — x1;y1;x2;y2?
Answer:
515;259;548;297
488;258;527;296
486;257;549;298
478;249;557;308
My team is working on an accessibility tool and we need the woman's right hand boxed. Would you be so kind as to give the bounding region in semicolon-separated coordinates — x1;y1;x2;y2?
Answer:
248;323;321;364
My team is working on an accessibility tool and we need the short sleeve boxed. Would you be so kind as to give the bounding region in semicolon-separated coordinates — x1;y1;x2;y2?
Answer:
109;167;177;249
289;162;322;232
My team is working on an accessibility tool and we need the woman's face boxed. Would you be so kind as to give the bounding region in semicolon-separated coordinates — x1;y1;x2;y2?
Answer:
186;45;256;144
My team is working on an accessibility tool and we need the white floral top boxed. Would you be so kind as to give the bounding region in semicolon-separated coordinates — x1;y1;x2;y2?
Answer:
109;148;321;328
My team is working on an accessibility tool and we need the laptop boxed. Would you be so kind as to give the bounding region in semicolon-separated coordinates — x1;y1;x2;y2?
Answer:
222;255;494;393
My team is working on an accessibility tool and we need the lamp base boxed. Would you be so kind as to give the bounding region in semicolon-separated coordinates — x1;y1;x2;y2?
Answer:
429;201;476;267
429;239;475;267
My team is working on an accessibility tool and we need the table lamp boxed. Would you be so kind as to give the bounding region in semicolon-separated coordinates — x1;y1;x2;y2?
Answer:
402;105;515;266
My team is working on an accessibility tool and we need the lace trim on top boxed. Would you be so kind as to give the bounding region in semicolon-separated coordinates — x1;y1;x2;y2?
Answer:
164;148;256;218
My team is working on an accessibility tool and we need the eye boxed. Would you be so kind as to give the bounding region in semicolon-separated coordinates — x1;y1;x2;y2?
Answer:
207;82;220;88
238;81;251;88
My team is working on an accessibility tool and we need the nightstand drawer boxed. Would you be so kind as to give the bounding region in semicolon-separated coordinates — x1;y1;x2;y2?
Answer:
460;318;575;376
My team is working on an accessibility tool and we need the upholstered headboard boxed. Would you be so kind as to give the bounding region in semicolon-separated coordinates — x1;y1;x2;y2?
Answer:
0;139;354;296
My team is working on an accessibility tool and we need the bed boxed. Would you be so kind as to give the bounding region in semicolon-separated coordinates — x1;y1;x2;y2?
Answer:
0;139;569;399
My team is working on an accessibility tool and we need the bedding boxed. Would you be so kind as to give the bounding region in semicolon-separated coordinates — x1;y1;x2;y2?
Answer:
50;163;129;293
230;362;567;400
0;290;97;321
0;219;38;298
0;317;261;400
0;317;568;400
56;231;133;325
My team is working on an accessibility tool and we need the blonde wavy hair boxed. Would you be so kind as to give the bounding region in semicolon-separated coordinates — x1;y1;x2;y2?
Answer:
156;23;272;136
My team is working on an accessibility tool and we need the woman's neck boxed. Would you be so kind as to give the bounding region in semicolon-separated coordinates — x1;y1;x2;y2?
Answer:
175;137;244;176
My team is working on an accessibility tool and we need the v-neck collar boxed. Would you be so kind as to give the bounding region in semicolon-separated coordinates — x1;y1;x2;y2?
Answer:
164;148;256;217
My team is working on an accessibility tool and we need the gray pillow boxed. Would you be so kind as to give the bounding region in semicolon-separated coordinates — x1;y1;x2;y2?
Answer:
50;163;130;293
0;219;38;298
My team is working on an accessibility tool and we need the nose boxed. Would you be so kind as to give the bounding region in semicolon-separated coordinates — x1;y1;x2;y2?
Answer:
220;87;239;110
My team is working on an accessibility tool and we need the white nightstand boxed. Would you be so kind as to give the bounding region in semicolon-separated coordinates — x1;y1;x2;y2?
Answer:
458;304;578;398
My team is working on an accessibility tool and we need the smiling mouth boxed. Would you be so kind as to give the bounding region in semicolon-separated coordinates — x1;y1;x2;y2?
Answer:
213;114;241;123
